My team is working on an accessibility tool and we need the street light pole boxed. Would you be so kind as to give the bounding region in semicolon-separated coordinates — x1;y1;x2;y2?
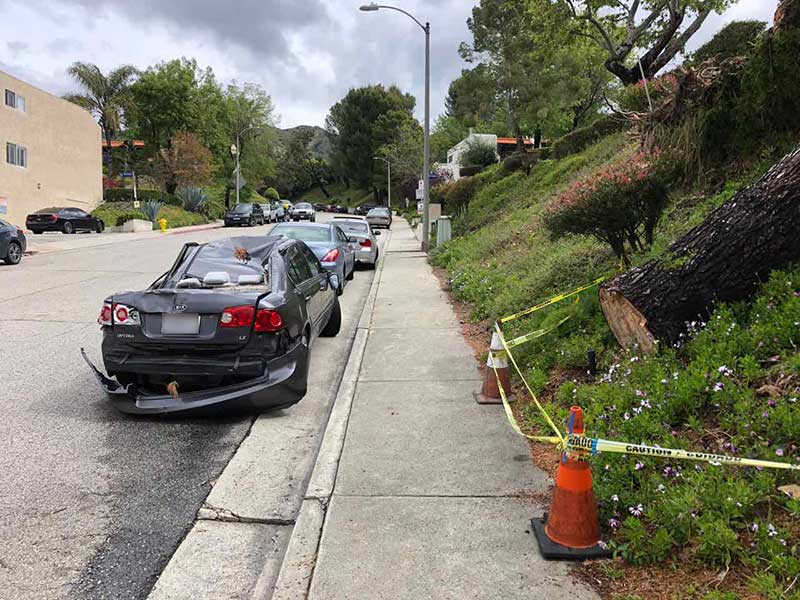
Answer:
235;132;241;206
373;156;392;209
360;3;430;251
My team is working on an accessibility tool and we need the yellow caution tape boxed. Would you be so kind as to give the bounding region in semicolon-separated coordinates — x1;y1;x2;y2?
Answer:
499;275;607;324
493;322;564;443
504;316;572;349
567;435;800;472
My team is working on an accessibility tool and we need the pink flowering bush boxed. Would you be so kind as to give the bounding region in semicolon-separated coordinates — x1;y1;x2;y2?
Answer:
543;151;668;265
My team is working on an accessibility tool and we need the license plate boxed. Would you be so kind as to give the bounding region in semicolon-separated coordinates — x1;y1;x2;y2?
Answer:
162;314;200;335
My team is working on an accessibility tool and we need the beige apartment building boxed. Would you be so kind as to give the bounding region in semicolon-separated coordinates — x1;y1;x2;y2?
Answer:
0;69;102;227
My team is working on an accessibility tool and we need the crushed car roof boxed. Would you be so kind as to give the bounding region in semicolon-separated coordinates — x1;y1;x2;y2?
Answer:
185;236;286;280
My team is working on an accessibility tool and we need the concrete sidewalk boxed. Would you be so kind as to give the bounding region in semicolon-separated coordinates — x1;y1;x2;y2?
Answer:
279;218;598;599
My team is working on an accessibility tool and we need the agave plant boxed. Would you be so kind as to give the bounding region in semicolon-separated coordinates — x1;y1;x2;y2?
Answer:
141;200;164;222
177;187;208;213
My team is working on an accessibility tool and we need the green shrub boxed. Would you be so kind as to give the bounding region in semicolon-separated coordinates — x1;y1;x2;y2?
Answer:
459;165;483;178
551;116;629;159
114;211;146;227
619;74;679;113
462;138;498;168
691;20;767;64
543;151;668;264
177;187;208;213
264;187;280;201
444;177;480;213
502;151;539;175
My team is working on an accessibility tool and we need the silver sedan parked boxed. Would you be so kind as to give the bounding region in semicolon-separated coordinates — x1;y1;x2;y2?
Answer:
366;206;392;229
333;217;380;269
270;222;355;294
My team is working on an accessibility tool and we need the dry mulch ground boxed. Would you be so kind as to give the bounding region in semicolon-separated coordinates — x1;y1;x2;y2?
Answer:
430;263;768;600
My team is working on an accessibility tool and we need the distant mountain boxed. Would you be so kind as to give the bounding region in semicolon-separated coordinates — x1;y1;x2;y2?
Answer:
276;125;332;161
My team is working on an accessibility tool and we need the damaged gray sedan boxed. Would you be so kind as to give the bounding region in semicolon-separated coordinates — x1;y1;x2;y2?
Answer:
82;235;341;415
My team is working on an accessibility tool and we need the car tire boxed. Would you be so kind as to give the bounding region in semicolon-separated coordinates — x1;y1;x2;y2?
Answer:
32;230;43;235
320;296;341;337
63;222;74;234
95;221;105;233
4;241;22;265
249;217;255;227
346;266;354;281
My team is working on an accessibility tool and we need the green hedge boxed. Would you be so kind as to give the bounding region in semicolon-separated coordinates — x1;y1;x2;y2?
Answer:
551;116;629;160
103;188;182;207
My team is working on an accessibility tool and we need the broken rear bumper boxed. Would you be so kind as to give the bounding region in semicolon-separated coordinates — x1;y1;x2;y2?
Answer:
80;341;309;415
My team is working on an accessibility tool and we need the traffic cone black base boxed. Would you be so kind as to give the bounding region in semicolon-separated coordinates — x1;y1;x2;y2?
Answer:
531;515;612;560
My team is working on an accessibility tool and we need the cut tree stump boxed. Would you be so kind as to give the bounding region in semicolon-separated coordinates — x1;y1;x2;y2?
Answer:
600;145;800;353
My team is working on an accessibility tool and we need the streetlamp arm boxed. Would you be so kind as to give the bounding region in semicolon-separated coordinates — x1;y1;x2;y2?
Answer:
373;4;427;31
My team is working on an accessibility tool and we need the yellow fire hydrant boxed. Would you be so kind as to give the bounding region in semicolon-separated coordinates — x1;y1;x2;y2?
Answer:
158;218;168;232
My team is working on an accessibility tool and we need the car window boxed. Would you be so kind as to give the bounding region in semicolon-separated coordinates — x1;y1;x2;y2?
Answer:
74;209;89;217
295;203;312;209
286;245;314;283
334;226;348;243
232;204;252;213
299;244;322;275
337;221;369;234
272;225;332;243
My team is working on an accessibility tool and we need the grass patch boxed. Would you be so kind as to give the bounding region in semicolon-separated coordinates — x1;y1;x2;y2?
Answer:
293;182;372;207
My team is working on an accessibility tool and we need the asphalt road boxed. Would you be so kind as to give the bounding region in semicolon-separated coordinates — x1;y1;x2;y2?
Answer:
0;214;377;599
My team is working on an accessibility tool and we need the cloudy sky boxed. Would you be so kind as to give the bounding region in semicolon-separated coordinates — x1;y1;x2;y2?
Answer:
0;0;777;129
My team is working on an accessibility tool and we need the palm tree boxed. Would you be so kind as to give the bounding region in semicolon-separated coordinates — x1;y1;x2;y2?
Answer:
64;62;137;178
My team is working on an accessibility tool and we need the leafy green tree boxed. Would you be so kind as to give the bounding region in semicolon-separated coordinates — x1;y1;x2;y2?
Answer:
64;62;137;178
221;83;277;207
558;0;739;85
375;117;424;197
691;20;767;63
325;85;416;188
444;65;503;131
460;0;562;149
273;130;333;198
430;115;471;163
127;59;227;156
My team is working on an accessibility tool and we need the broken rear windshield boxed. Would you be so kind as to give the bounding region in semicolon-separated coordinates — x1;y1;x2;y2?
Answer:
165;237;277;288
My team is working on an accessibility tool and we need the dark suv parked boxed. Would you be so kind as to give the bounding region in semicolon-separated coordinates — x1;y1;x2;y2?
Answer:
26;207;105;234
224;203;265;227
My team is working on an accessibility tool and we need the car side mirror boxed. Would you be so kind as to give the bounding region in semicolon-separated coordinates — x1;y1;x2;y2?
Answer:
328;272;340;291
373;230;381;236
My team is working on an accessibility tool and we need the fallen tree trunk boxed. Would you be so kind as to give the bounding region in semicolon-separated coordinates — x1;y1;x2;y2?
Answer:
600;145;800;353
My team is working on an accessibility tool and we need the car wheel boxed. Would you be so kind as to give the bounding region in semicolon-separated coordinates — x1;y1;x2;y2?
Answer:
249;217;255;227
320;296;341;337
346;265;354;280
4;241;22;265
63;221;74;234
32;230;43;235
95;220;105;233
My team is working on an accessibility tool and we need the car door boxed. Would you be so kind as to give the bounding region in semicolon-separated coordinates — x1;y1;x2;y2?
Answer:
298;243;332;325
74;208;92;230
284;244;322;334
333;226;354;275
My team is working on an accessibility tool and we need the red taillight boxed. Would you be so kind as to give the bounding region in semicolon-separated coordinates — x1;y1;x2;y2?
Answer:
98;302;139;326
49;214;58;222
220;306;255;328
321;248;340;262
98;303;112;326
220;306;283;332
255;309;283;332
360;239;372;248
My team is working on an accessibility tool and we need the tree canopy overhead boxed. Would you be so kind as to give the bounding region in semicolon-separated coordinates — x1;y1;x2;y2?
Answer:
559;0;739;85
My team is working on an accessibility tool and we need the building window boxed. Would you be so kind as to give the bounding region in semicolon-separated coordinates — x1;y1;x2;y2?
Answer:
4;89;26;112
6;142;27;167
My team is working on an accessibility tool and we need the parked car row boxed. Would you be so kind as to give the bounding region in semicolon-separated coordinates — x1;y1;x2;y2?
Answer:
82;220;383;416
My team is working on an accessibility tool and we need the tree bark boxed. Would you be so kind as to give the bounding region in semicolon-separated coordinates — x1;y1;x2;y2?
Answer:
600;145;800;353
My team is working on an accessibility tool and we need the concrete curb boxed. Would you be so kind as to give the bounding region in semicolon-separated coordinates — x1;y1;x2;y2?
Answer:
261;230;391;600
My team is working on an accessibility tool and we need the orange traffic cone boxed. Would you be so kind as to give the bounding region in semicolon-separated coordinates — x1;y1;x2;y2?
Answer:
532;406;610;559
474;332;512;405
